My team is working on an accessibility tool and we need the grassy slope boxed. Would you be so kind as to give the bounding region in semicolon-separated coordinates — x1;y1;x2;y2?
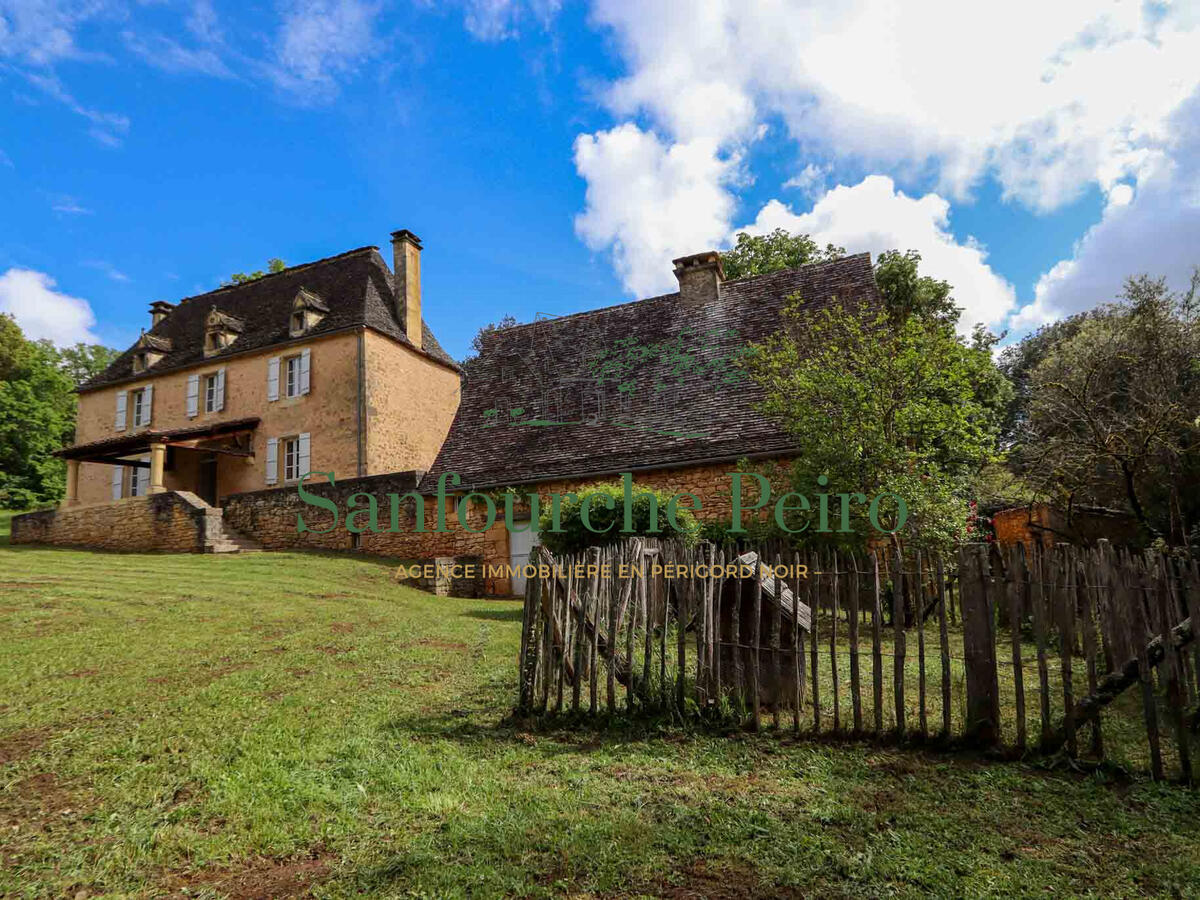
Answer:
1;545;1199;898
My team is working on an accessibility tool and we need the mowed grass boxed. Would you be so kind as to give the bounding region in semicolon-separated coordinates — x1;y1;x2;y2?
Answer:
1;546;1199;898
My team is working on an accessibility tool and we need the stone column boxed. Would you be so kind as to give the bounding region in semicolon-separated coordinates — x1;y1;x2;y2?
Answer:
64;459;80;506
149;443;167;493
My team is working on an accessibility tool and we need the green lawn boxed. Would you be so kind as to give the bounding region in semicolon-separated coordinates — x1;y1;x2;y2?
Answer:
2;545;1199;898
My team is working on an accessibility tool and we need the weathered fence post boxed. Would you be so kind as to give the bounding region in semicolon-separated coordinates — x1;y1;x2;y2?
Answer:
849;553;863;734
959;544;1001;746
892;546;906;737
936;555;952;738
871;552;884;734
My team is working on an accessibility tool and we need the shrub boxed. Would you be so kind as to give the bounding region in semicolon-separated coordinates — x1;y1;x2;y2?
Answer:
537;481;699;556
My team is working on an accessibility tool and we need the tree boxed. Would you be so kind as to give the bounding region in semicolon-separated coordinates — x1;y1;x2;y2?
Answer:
734;239;1011;551
0;313;33;383
462;314;518;372
1015;272;1200;545
873;249;961;329
224;258;286;286
744;299;1009;551
720;229;844;279
57;342;119;389
0;317;117;509
996;310;1098;447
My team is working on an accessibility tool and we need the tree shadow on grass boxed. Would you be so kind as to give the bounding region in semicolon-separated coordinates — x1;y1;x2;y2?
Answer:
460;607;524;623
377;705;721;758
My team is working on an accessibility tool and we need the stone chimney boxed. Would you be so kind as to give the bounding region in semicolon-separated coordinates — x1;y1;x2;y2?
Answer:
672;251;725;305
390;229;423;350
149;300;174;327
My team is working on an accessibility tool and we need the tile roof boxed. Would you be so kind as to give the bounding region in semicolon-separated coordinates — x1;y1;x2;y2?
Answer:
56;417;261;459
419;252;881;492
79;247;458;391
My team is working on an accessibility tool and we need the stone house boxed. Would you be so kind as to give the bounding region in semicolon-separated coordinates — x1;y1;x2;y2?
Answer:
52;228;460;522
14;241;882;590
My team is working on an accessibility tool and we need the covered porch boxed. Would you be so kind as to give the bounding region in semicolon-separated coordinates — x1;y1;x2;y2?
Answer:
57;417;260;507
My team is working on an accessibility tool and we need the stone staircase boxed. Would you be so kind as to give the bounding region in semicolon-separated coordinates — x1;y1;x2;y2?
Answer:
178;492;264;554
208;522;263;554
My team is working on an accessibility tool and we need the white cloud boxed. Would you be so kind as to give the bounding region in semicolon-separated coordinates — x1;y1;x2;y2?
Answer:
21;69;129;134
0;268;99;345
0;0;115;65
587;0;1200;208
783;163;828;197
575;0;1200;306
50;194;92;214
740;176;1017;331
269;0;380;97
573;123;740;297
83;259;129;282
463;0;561;41
121;30;233;78
1014;96;1200;329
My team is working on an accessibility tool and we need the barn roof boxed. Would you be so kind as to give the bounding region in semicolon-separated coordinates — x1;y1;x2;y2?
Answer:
419;252;881;492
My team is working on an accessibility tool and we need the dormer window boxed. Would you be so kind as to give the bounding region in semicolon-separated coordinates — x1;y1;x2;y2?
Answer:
131;332;171;373
204;308;245;358
289;287;328;338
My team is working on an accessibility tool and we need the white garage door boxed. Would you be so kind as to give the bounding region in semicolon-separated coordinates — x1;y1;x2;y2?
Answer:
508;522;538;596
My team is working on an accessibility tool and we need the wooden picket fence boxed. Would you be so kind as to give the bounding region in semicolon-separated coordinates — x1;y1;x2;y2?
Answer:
516;538;1199;782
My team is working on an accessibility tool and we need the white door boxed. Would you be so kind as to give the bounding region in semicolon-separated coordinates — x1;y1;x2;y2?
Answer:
508;522;538;596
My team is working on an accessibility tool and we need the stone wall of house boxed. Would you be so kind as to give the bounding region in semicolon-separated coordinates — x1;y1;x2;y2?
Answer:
10;491;215;552
363;329;462;477
74;330;364;505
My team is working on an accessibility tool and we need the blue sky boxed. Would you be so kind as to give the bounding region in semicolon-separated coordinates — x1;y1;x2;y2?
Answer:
2;1;1199;361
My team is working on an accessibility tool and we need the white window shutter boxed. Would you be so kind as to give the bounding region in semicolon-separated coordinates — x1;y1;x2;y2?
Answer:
298;432;311;479
267;356;280;402
299;348;311;395
115;390;127;431
137;457;150;495
216;367;226;411
186;374;199;418
141;385;153;426
265;437;278;485
111;465;123;500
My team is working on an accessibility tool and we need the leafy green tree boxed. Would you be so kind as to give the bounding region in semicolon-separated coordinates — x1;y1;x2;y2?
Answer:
716;232;1012;550
720;229;844;279
0;313;33;383
57;342;119;389
873;249;961;329
743;297;1008;551
0;317;117;508
996;310;1098;447
224;258;286;286
1016;272;1200;545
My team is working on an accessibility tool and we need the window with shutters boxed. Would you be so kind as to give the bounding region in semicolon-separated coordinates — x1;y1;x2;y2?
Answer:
131;388;146;427
285;355;301;398
204;373;219;413
283;436;300;482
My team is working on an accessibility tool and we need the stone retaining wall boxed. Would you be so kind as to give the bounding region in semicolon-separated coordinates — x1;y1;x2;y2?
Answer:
218;459;793;595
11;491;215;552
15;458;796;597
